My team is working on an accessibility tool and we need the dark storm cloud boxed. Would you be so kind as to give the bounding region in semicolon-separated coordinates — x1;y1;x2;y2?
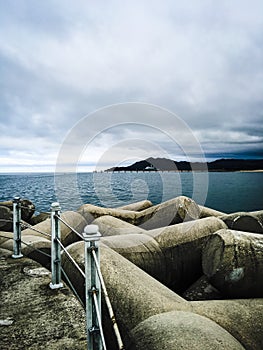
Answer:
0;0;263;171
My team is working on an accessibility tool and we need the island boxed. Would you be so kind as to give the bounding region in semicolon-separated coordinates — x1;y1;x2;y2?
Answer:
105;157;263;172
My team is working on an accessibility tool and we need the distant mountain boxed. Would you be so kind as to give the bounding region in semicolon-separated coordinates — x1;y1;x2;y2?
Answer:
105;157;263;172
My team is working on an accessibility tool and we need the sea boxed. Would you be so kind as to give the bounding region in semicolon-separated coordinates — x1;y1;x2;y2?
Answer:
0;171;262;214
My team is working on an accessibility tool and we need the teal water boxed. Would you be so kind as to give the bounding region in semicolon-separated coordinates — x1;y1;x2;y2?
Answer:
0;172;262;214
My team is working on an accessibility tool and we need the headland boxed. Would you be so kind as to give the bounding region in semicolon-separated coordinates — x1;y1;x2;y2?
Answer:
105;157;263;172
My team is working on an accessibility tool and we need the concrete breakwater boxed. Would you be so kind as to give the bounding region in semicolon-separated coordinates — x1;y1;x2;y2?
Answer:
0;196;263;349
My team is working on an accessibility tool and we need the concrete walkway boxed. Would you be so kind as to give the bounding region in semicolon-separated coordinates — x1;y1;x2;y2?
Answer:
0;248;87;350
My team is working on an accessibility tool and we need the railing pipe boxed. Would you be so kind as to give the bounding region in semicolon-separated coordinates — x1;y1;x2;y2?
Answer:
92;289;107;350
12;196;23;258
83;224;103;350
49;202;63;289
91;249;124;349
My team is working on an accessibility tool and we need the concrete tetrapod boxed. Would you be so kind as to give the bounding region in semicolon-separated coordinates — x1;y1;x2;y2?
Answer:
100;216;227;291
102;233;167;286
78;196;200;229
62;242;245;350
220;212;263;233
250;210;263;222
138;195;201;229
117;199;153;211
198;205;225;218
92;215;146;236
202;229;263;298
0;206;13;231
0;231;13;245
191;298;263;350
0;234;51;267
146;217;227;291
128;311;245;350
0;211;87;267
0;199;35;226
22;211;87;246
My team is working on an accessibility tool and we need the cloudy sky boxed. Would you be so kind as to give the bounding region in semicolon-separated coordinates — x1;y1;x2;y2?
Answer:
1;0;263;172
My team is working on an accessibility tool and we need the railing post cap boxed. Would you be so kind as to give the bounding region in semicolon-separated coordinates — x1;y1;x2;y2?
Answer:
83;224;101;240
51;202;61;210
84;224;99;235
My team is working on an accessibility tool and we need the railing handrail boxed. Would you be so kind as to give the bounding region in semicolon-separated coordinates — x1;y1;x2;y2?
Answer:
55;214;84;240
21;221;51;238
56;237;85;279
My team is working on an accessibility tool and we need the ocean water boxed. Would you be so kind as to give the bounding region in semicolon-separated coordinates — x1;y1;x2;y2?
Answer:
0;171;262;214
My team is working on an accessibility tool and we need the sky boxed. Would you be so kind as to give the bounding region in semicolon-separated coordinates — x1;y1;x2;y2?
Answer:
0;0;263;172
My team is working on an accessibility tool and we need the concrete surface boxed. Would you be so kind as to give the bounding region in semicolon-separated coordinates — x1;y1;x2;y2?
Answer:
0;248;87;350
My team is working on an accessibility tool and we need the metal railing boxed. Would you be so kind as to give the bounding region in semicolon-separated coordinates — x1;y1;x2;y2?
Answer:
49;202;64;289
12;196;23;259
82;225;105;349
3;197;125;350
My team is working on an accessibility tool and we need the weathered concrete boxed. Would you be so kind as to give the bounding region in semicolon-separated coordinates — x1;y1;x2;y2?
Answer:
29;212;50;225
101;217;227;291
0;231;13;246
91;217;229;294
0;206;13;231
92;216;225;291
0;249;86;350
0;210;87;268
62;242;189;346
78;196;201;229
101;233;167;285
77;203;137;224
202;229;263;298
0;199;35;222
92;215;146;236
1;197;263;349
128;311;245;350
0;234;51;268
62;243;257;349
250;210;263;222
117;199;153;211
198;205;225;218
22;211;87;246
139;196;201;229
220;212;263;233
191;299;263;350
146;217;227;291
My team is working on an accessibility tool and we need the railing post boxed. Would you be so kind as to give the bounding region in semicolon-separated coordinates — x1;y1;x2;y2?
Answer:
83;224;102;350
49;202;63;289
12;196;23;259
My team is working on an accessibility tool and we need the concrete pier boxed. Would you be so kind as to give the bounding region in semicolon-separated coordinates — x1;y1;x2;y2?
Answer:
0;249;86;350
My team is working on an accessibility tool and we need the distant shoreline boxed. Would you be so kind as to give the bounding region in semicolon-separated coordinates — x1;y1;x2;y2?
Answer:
105;157;263;173
105;169;263;173
1;169;263;176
